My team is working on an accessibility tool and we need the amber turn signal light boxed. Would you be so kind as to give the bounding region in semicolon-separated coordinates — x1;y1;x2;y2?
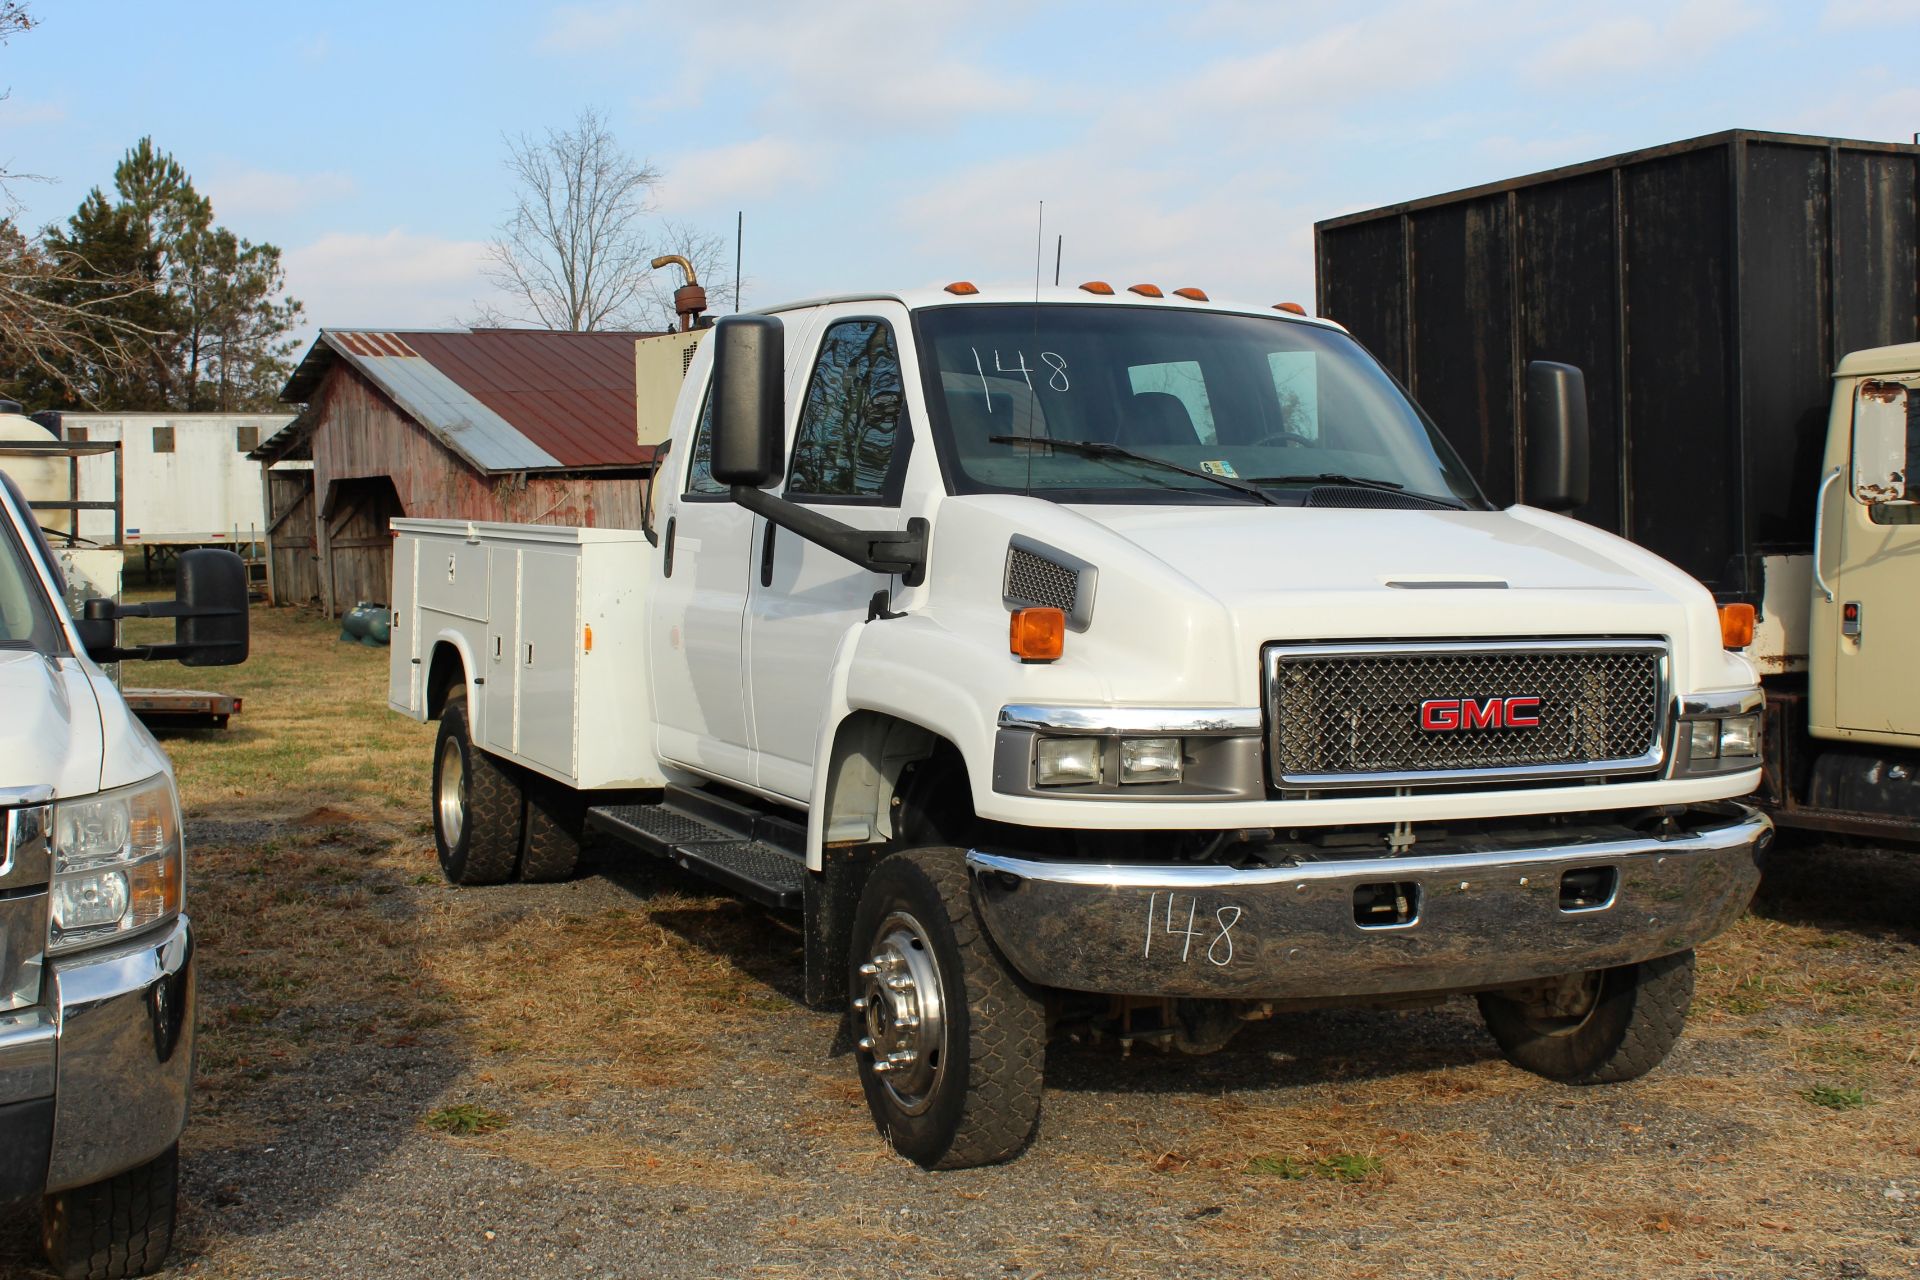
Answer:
1009;607;1066;662
1719;603;1755;649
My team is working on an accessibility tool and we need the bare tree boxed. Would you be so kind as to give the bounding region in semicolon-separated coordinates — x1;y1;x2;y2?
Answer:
0;221;161;407
480;108;661;331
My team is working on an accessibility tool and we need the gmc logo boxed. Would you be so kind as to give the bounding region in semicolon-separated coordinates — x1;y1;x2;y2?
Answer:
1419;696;1541;731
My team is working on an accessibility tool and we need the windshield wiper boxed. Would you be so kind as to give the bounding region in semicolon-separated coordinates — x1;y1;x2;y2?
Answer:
1244;472;1468;510
988;436;1280;507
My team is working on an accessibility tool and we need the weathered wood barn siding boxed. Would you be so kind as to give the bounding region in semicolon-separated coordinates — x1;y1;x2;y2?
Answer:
271;365;648;614
262;468;319;607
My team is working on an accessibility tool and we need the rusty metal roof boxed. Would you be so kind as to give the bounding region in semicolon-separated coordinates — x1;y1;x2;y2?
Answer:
280;327;659;473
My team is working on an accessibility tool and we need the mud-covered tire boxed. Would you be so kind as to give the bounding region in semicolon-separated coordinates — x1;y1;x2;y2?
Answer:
432;688;522;886
519;784;583;882
1478;949;1695;1084
41;1143;178;1280
850;848;1045;1169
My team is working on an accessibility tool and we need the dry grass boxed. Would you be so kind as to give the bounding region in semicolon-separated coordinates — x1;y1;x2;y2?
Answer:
118;599;1920;1280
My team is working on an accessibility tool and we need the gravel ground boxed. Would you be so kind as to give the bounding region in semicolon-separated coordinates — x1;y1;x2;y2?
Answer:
3;834;1915;1280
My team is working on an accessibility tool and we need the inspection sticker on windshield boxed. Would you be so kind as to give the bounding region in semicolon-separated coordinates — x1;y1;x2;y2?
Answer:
1200;459;1240;477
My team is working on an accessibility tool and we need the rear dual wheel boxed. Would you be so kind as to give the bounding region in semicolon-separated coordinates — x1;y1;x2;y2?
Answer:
431;689;581;884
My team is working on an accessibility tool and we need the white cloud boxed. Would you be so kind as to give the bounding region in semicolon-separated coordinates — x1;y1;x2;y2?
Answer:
283;229;502;331
206;168;357;220
1525;0;1767;84
538;2;653;53
658;136;825;210
1823;0;1920;25
0;98;65;130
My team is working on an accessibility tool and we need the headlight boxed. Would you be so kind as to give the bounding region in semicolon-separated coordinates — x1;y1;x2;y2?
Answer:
1719;715;1759;759
1035;736;1102;786
1119;737;1183;784
48;774;182;954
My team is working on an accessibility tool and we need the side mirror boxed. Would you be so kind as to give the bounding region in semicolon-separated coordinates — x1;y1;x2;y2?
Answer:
175;548;249;666
711;314;785;488
79;547;249;667
1524;360;1590;514
640;436;673;547
1851;380;1912;505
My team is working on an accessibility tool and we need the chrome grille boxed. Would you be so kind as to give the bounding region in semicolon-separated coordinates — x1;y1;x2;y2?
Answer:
1005;546;1078;614
1266;640;1667;787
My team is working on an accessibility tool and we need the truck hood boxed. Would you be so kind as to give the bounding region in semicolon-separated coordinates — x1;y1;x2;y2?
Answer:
0;649;107;798
920;494;1748;710
1074;504;1665;599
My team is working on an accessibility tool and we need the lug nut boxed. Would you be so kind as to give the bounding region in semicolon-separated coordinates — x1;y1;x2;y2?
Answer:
852;996;868;1011
857;1036;874;1052
871;1060;894;1074
858;962;880;976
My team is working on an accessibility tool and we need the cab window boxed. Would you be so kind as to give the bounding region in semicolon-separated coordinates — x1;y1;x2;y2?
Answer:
786;320;910;502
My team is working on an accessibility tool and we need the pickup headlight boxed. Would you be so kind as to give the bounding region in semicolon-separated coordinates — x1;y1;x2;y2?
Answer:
48;774;182;955
1675;694;1762;776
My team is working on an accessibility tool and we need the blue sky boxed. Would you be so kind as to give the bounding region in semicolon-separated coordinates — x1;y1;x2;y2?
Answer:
4;0;1918;344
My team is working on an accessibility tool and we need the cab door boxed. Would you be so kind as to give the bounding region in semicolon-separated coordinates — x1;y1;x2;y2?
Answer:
1830;376;1920;739
649;310;823;785
744;310;918;801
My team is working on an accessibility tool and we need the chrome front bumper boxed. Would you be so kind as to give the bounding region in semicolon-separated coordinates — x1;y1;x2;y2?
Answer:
966;804;1769;1000
0;917;194;1199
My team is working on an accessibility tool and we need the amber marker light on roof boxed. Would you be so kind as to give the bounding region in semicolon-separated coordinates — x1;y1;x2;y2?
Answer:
1719;603;1756;649
944;281;979;295
1274;301;1308;315
1009;607;1066;662
1079;281;1115;295
1128;284;1164;297
1173;287;1209;301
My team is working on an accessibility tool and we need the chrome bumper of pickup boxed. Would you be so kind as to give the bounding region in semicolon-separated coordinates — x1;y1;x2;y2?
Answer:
966;804;1769;1000
0;917;194;1197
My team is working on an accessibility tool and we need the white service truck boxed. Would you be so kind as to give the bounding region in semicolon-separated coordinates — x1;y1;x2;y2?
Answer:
390;285;1771;1169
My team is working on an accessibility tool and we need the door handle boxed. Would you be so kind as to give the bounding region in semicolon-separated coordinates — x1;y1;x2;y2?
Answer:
1812;466;1842;604
760;520;777;588
663;516;676;577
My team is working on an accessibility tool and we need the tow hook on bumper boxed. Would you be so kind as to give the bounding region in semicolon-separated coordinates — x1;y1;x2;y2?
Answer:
966;804;1769;1000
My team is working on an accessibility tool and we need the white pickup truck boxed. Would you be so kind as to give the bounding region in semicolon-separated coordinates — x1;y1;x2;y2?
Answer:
0;468;248;1277
390;284;1770;1169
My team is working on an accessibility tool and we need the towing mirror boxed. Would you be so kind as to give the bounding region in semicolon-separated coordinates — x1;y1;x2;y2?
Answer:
1524;360;1590;513
79;547;250;667
711;314;785;488
1851;380;1912;505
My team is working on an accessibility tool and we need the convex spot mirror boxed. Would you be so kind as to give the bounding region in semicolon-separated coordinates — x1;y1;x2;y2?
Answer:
1523;360;1590;514
711;314;785;489
1852;380;1915;506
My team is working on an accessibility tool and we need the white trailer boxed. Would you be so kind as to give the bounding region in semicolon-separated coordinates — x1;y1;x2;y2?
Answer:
53;412;291;552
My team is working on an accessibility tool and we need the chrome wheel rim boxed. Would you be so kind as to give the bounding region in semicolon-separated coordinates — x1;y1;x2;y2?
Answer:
437;737;466;849
855;910;947;1116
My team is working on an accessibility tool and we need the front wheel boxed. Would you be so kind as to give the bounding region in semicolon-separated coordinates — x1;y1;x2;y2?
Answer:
1478;949;1696;1084
42;1143;178;1279
850;849;1045;1169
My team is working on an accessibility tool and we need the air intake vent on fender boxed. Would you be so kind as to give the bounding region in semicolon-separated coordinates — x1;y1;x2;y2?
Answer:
1003;536;1097;632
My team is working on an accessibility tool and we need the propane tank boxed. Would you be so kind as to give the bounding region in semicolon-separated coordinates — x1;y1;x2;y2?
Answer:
0;405;70;536
339;601;391;647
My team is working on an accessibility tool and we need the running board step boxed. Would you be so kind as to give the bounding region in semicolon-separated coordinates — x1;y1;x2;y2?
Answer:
586;799;807;912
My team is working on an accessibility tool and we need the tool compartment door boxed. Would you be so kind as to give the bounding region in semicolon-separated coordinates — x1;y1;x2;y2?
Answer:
515;548;581;775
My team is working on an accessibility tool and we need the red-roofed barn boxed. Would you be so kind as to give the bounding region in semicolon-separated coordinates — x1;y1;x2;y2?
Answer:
256;327;666;615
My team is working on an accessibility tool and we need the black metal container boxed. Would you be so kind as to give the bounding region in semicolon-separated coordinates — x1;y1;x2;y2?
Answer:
1315;130;1920;600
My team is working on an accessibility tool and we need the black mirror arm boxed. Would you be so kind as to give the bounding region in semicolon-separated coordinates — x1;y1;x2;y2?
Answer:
84;598;244;622
729;486;927;586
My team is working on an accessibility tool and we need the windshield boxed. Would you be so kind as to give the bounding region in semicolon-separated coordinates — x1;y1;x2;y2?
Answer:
913;304;1485;508
0;482;60;655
